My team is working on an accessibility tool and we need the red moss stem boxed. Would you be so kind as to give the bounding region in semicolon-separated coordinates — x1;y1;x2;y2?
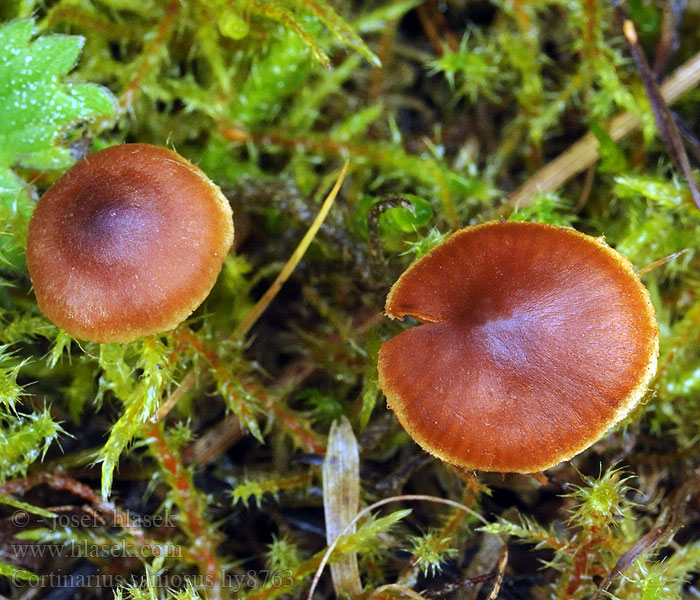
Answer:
174;329;326;455
145;421;223;600
119;1;180;109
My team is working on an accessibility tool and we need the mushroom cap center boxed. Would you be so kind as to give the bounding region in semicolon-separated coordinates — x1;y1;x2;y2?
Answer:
72;192;161;265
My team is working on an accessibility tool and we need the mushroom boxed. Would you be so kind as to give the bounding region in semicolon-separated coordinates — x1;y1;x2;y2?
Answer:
377;221;658;473
26;143;234;343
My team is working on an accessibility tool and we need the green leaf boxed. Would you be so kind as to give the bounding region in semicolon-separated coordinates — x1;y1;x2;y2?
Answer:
17;34;83;80
0;19;116;170
0;166;26;202
67;83;118;116
14;146;75;171
0;20;33;60
352;194;433;240
0;165;33;245
0;19;116;264
218;378;265;443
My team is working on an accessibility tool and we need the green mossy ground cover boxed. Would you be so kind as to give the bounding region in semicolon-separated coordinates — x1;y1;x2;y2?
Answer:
0;1;699;598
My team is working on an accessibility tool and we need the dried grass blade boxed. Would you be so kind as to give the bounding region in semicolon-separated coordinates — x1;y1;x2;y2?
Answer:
307;495;507;600
233;161;349;338
507;50;700;207
323;416;362;597
371;583;427;599
636;248;690;276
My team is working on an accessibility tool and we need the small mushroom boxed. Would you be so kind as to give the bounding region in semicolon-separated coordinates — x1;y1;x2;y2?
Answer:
377;221;658;473
26;143;234;343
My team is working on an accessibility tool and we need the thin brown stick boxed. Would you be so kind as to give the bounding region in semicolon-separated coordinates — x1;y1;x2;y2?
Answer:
508;50;700;208
575;165;596;213
150;370;195;424
620;14;700;209
587;474;700;600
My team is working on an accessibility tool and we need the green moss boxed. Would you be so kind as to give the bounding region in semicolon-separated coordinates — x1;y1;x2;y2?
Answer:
1;1;700;598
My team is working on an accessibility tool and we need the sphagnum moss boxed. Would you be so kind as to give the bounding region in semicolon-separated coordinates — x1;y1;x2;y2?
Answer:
1;2;699;599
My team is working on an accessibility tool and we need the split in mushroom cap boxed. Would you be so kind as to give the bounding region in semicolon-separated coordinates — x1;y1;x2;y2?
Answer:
377;221;658;473
26;143;234;343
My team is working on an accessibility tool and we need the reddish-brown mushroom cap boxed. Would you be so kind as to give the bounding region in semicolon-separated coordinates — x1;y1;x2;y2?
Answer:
377;221;658;473
26;143;234;343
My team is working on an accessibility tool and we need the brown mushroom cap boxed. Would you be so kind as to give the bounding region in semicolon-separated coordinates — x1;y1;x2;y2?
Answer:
26;143;234;343
377;221;658;473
